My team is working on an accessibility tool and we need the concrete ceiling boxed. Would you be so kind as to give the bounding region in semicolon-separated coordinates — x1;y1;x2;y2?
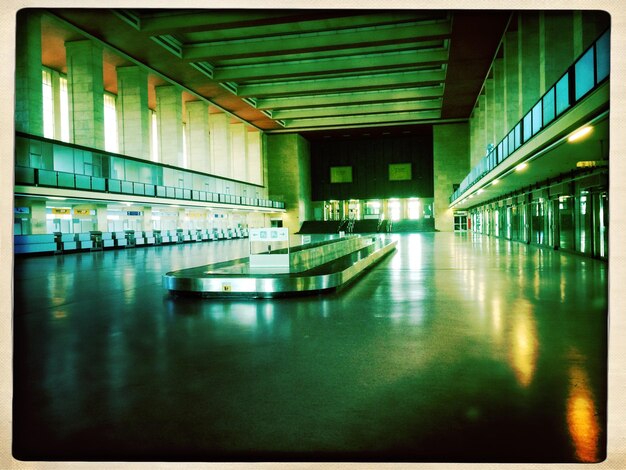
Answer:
43;8;511;134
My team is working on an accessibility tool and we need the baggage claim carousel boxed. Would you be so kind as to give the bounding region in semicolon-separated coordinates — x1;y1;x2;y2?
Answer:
163;231;397;298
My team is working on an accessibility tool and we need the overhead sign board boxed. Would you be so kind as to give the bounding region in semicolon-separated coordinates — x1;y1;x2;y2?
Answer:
249;227;289;242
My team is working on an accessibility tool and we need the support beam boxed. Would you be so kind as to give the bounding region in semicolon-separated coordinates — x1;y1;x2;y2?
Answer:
270;98;442;120
237;69;446;97
183;21;451;61
255;85;444;109
283;110;441;128
212;49;448;81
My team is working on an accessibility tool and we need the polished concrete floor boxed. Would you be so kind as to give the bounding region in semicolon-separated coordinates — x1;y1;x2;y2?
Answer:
12;233;608;462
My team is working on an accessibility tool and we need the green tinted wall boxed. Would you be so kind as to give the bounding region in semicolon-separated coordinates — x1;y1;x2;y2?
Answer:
309;130;433;201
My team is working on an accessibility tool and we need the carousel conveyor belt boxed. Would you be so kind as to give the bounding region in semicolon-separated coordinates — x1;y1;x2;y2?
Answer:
163;237;397;298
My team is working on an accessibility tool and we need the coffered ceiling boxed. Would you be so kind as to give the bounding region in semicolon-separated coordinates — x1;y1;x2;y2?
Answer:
44;8;511;134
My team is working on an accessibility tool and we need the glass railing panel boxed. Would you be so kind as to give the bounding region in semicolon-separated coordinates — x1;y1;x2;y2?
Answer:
15;166;35;185
523;112;532;142
121;181;133;194
543;87;556;126
555;73;570;116
596;30;610;82
108;179;121;192
76;174;91;189
58;172;75;188
145;185;155;197
532;101;543;135
574;46;595;100
93;177;106;191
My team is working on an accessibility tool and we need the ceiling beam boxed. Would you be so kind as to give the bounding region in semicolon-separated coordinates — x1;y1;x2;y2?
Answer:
182;11;443;42
215;40;445;66
237;69;446;97
211;49;448;81
138;10;333;34
270;98;442;119
254;86;445;109
282;110;442;128
182;20;451;61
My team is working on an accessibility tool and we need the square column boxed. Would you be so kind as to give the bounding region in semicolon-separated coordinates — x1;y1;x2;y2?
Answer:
117;66;150;159
433;123;470;232
504;30;521;130
65;40;105;149
230;122;248;182
209;112;231;178
247;130;263;185
485;78;496;148
493;59;506;142
155;85;183;167
186;100;211;173
15;11;43;136
518;13;541;115
543;12;575;89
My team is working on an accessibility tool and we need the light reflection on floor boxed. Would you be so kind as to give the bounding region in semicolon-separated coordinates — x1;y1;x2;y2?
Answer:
13;233;607;462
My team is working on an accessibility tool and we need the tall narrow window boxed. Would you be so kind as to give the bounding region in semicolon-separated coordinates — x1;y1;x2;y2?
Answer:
42;69;54;138
59;76;70;142
104;93;119;153
182;122;189;168
150;110;159;162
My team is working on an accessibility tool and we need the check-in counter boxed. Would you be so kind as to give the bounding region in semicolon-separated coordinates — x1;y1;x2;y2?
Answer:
124;230;136;247
102;232;115;248
143;231;156;245
161;230;173;244
14;234;58;255
153;230;162;245
110;232;126;248
54;232;78;252
76;232;93;250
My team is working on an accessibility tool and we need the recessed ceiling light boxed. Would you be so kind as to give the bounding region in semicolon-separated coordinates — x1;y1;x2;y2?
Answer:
568;126;593;142
492;179;500;185
515;162;528;172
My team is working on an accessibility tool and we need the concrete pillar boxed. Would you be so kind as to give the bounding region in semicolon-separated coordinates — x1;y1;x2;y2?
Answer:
117;65;150;160
247;130;263;185
485;77;496;149
65;40;105;149
50;70;64;141
186;100;211;173
142;207;153;231
542;11;575;91
265;134;312;234
15;11;43;136
155;85;183;167
433;123;470;232
95;204;108;231
574;11;610;55
518;12;541;115
493;59;506;142
209;112;231;178
504;30;521;130
230;122;248;181
475;94;486;165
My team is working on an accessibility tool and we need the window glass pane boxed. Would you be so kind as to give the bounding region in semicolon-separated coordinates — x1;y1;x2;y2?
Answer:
532;102;543;134
53;144;74;173
42;70;54;139
125;160;139;182
543;88;555;126
574;47;595;101
104;93;119;153
556;74;570;115
515;123;522;148
110;157;125;180
59;77;70;142
523;113;532;142
596;30;610;83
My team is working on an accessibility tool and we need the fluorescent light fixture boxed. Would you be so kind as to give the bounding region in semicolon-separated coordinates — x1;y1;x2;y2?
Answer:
477;189;484;194
515;162;528;172
492;179;499;185
568;126;593;142
47;196;66;200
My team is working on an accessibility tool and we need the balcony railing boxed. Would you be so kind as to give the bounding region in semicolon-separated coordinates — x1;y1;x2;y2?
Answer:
14;135;286;210
450;29;609;204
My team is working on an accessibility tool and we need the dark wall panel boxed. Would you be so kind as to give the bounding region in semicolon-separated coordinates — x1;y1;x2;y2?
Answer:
309;130;433;201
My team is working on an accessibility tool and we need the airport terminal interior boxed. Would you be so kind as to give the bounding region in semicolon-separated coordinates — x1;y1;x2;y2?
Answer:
12;8;610;463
